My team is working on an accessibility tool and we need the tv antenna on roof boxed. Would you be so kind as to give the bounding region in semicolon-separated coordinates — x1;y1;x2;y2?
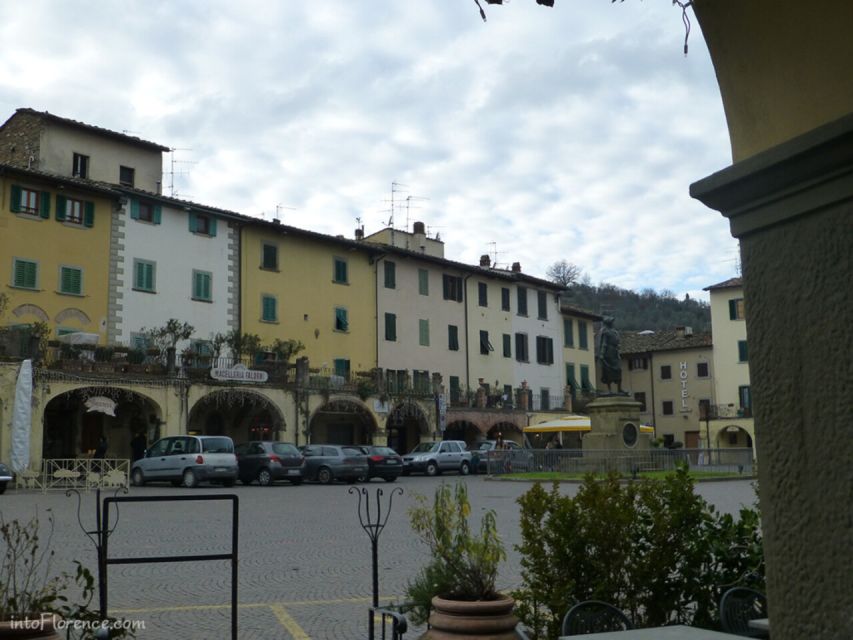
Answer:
487;241;505;268
404;194;429;232
382;181;409;228
165;148;195;197
274;203;296;223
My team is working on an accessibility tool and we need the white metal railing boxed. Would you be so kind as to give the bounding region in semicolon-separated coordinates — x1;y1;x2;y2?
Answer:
16;458;131;492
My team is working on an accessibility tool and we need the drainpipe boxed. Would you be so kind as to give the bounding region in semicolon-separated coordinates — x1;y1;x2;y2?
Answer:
372;253;388;374
463;272;473;392
648;352;656;434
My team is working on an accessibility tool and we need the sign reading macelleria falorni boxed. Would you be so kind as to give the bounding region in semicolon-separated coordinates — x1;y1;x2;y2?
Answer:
210;363;269;383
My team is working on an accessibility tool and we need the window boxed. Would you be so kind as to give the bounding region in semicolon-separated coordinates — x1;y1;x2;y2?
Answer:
192;270;212;301
419;319;430;346
738;340;749;362
10;186;49;217
661;365;672;379
384;313;397;341
563;317;574;347
334;358;350;379
478;282;488;307
442;274;463;302
697;362;709;378
72;153;89;178
515;333;529;362
449;376;461;403
500;287;510;311
59;266;82;295
566;363;579;397
628;357;648;370
261;295;277;322
130;199;161;224
261;243;278;270
13;259;37;289
729;298;745;320
119;165;135;187
56;196;92;226
540;388;550;410
537;290;548;319
190;213;216;236
384;261;396;289
335;307;349;332
479;330;493;355
699;399;711;419
578;320;588;349
448;325;459;351
580;364;593;392
738;385;752;413
535;336;555;364
634;392;647;412
133;259;155;292
662;400;674;415
517;286;528;315
418;268;429;295
333;257;348;284
502;333;511;358
413;370;430;394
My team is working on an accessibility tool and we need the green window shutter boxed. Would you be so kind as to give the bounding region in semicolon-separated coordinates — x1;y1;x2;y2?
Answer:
729;299;737;320
153;205;162;225
188;212;197;232
14;260;36;288
262;296;277;321
564;318;573;347
55;195;66;221
578;321;588;349
738;340;749;362
10;185;21;212
335;307;349;331
384;261;396;288
130;199;140;219
503;334;511;357
83;201;95;227
144;263;154;291
419;319;429;346
204;273;211;300
448;325;459;351
418;269;428;295
385;313;396;341
39;192;51;218
61;267;82;295
208;216;217;237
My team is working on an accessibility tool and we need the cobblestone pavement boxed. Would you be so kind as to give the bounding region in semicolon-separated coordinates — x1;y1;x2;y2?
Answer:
0;476;757;639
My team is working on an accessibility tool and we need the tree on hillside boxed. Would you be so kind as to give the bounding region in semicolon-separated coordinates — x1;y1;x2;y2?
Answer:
546;260;583;287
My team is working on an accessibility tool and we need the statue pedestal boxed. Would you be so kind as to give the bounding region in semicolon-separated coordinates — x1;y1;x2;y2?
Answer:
584;396;650;450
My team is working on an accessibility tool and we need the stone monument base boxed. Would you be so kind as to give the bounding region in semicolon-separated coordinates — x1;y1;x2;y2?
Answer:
584;395;650;450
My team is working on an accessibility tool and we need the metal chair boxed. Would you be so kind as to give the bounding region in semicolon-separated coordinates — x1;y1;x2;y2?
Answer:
561;600;633;635
719;587;769;637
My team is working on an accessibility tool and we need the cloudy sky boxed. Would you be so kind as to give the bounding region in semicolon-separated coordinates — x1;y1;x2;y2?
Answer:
2;1;738;299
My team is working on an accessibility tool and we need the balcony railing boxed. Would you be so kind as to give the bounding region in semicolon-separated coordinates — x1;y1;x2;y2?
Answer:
701;404;753;420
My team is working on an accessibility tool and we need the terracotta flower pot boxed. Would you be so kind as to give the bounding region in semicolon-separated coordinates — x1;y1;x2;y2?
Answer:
421;594;518;639
0;614;62;639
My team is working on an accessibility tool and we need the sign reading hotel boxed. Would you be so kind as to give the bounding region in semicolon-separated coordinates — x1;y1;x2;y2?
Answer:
679;361;689;412
211;363;269;383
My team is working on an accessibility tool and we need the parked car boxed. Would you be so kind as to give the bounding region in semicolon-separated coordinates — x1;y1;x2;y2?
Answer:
235;441;304;486
131;435;238;488
301;444;368;484
0;461;12;494
469;440;532;473
356;446;404;482
402;440;472;476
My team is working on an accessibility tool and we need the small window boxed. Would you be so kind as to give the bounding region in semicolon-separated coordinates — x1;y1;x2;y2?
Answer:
195;214;211;235
738;385;752;412
130;199;161;224
697;362;709;378
578;320;588;349
335;307;349;332
418;269;429;295
501;287;510;311
139;202;154;222
729;298;745;320
634;392;647;412
384;261;396;289
384;313;397;341
580;364;593;392
119;165;135;187
661;365;672;379
59;266;82;295
72;153;89;179
262;243;278;270
61;197;84;225
540;389;550;410
535;336;554;364
442;274;463;302
449;376;461;403
334;258;348;284
662;401;674;415
448;325;459;351
566;363;578;396
563;317;574;347
478;282;488;307
133;259;156;292
517;286;528;315
192;270;212;301
13;186;47;217
479;330;492;355
419;319;429;346
502;333;511;358
515;333;529;362
261;295;277;322
13;259;38;289
537;290;548;320
334;358;350;379
738;340;749;362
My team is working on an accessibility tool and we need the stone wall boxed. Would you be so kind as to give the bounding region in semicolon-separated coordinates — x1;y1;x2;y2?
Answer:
0;111;43;170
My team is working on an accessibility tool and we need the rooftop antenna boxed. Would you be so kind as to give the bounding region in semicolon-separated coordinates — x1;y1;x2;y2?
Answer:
385;181;408;228
165;148;195;197
274;203;296;223
404;194;429;232
487;241;506;269
426;224;445;240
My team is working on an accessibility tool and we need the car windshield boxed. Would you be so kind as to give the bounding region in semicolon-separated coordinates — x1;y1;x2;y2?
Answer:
201;437;233;453
410;443;439;453
373;447;397;456
272;443;298;456
474;442;495;451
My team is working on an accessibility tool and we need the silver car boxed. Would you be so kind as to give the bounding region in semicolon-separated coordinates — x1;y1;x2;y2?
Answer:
402;440;472;476
131;435;238;488
0;461;12;494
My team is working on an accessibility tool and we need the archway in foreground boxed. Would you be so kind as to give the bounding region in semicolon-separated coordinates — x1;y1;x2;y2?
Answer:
385;401;430;454
715;424;753;449
443;420;481;448
487;421;525;446
189;390;286;444
309;398;378;445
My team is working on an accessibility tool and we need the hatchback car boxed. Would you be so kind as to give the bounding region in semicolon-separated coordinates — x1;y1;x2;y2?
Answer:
301;444;368;484
357;446;404;482
402;440;472;476
235;441;304;486
0;461;12;494
131;435;238;488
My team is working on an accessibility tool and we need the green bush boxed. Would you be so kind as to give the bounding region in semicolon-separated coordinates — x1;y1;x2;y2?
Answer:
513;466;764;638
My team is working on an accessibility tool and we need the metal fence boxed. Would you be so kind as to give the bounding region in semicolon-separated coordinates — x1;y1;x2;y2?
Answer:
15;458;130;491
480;448;754;476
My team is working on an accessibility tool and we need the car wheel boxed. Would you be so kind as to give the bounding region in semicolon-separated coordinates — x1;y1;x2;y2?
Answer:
182;469;198;488
460;461;470;476
426;461;439;476
131;469;145;487
257;468;273;487
317;467;333;484
383;476;397;483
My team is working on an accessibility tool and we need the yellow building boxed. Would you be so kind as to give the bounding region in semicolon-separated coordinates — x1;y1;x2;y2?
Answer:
0;165;116;342
561;303;600;409
240;220;379;376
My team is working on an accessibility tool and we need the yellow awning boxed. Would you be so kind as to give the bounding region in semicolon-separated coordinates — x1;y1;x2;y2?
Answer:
640;425;655;434
524;415;591;433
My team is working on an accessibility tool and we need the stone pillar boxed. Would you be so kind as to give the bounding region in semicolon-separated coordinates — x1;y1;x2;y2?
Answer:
583;396;649;450
691;114;853;639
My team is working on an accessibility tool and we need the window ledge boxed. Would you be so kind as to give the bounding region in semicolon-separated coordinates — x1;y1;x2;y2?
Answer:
332;280;350;286
133;219;158;225
260;319;279;324
9;285;41;292
56;291;84;297
333;329;349;334
191;297;213;304
259;266;279;272
132;288;157;294
13;212;44;221
61;221;87;230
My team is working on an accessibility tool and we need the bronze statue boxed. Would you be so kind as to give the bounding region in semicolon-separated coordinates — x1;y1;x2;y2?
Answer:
597;316;623;393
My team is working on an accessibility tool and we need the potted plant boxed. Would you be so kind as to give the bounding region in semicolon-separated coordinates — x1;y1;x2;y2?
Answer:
406;483;517;639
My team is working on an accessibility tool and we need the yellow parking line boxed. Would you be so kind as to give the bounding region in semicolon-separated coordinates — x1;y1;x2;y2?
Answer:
112;594;384;614
269;603;311;640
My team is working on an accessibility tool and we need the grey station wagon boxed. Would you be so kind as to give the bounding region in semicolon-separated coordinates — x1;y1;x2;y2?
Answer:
131;435;238;488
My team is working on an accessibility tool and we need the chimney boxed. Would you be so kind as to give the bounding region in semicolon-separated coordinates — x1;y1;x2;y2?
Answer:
355;227;364;240
413;221;426;253
511;262;522;273
479;254;491;267
156;180;161;195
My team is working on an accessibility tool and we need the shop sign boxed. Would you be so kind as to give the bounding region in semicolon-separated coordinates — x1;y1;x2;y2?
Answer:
85;396;117;417
210;363;268;383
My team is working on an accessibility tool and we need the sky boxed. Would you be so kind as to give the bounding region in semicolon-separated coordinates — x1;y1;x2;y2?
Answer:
1;1;739;300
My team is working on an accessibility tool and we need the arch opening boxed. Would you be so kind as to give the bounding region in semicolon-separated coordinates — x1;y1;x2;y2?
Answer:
385;401;430;454
189;390;286;444
309;398;378;446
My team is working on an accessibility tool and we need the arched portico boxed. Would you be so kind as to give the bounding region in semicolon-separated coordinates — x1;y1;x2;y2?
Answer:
308;398;378;445
385;401;430;454
189;389;286;444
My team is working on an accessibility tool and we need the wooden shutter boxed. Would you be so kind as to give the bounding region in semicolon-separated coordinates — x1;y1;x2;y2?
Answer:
419;319;429;345
83;201;94;227
130;199;140;219
729;299;738;320
10;185;21;212
188;212;197;232
208;216;217;236
152;205;162;225
55;195;66;221
39;192;51;218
